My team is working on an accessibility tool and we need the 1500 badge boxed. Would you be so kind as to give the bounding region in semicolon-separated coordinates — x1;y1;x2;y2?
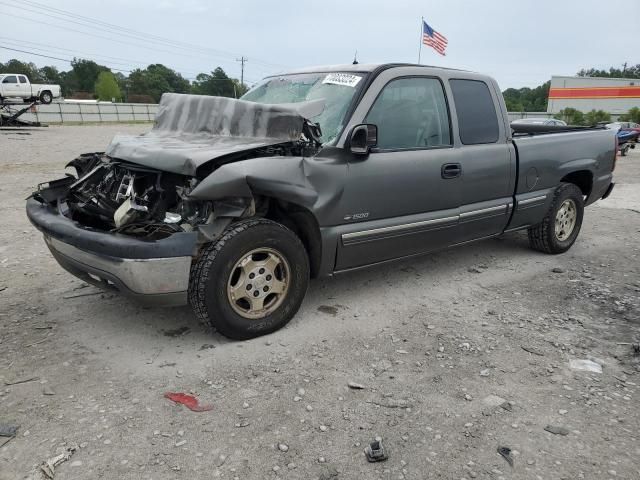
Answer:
344;212;370;221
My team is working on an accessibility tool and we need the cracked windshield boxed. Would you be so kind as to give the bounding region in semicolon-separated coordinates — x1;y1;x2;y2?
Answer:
242;72;365;143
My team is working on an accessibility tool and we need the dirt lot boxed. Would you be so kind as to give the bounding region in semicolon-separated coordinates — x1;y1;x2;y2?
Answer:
1;125;639;480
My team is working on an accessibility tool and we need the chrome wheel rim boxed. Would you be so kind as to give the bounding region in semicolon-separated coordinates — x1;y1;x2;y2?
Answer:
226;247;290;319
555;199;577;241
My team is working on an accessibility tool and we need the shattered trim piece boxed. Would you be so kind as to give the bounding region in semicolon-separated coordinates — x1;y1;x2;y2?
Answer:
40;445;77;479
164;392;213;412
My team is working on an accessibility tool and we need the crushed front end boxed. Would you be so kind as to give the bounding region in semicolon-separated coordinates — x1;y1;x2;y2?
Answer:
26;153;206;305
26;93;324;306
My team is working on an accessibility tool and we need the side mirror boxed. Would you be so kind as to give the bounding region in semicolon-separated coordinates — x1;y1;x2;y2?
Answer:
349;124;378;155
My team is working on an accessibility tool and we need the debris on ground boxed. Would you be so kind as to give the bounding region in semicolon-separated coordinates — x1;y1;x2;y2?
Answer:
0;424;18;437
317;305;339;316
569;359;602;373
497;446;514;467
552;267;565;273
521;345;544;356
164;392;213;412
482;395;506;407
544;425;570;436
40;445;77;479
62;291;102;300
163;326;191;337
4;376;40;386
347;381;365;390
364;439;388;462
617;342;640;355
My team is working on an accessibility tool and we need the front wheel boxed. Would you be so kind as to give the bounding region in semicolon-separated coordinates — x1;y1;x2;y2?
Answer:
527;183;584;254
189;218;310;340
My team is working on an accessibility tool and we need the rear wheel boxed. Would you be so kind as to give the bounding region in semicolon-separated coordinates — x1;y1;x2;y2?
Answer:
39;91;53;104
189;218;309;340
527;183;584;254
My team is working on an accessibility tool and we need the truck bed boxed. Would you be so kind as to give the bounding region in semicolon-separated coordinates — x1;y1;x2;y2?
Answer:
507;126;616;231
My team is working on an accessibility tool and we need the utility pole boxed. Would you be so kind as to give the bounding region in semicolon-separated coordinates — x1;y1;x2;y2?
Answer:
236;56;247;87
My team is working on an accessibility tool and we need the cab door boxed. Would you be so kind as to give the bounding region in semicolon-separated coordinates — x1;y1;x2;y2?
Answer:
17;76;31;97
335;74;462;270
448;78;514;243
1;75;21;97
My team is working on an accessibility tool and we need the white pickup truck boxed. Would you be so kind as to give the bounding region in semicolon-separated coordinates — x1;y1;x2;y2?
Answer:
0;74;61;104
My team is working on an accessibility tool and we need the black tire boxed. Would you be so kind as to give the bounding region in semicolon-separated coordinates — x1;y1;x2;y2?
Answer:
528;182;584;254
620;146;628;156
39;91;53;104
189;218;310;340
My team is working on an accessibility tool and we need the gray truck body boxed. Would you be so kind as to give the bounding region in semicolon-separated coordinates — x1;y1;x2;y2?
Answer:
26;63;616;304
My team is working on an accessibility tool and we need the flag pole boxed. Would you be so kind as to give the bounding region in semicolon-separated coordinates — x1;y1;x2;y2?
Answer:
418;17;423;64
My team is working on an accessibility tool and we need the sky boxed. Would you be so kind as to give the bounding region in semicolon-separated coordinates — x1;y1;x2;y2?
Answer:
0;0;636;89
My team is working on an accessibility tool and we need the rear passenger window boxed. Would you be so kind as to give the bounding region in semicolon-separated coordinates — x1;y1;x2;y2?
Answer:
19;76;27;84
449;79;499;145
364;77;451;150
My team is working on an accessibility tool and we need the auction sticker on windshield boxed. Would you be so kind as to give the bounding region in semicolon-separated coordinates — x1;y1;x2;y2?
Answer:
322;73;362;88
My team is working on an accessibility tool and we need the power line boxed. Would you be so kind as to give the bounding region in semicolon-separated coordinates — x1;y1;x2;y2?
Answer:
0;45;131;73
0;36;208;77
0;44;261;84
1;10;273;81
3;0;289;70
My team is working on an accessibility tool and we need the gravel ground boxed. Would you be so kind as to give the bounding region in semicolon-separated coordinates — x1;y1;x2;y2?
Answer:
0;125;639;480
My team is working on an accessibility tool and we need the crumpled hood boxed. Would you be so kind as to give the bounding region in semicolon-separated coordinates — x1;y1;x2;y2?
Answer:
105;93;324;176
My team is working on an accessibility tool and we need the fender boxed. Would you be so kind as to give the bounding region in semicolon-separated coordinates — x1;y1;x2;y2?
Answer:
189;152;349;226
555;158;596;181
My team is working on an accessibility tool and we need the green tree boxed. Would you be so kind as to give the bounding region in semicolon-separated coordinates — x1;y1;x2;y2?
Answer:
620;107;640;123
554;108;585;125
191;67;238;97
0;59;42;81
38;66;61;84
584;110;611;125
95;71;121;101
577;64;640;79
68;58;110;94
128;64;190;102
502;81;550;112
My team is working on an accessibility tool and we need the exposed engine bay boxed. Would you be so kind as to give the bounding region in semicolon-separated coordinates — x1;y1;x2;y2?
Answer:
60;153;204;239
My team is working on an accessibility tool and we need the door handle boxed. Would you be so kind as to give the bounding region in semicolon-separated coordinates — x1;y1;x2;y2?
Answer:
441;163;462;179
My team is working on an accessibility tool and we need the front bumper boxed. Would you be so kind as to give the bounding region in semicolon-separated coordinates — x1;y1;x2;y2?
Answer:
27;198;197;306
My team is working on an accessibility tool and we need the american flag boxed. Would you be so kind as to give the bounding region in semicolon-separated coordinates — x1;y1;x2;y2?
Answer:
422;20;448;56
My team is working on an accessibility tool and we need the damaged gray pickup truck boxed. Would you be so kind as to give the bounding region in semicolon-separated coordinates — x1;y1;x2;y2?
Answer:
27;63;617;339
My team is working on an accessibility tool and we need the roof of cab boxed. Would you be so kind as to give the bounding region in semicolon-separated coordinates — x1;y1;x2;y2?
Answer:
266;63;472;77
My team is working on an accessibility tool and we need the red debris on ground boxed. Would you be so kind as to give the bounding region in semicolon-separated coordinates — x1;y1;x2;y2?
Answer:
164;392;213;412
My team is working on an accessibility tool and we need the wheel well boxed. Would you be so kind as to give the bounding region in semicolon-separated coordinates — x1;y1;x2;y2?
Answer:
263;199;322;278
560;170;593;197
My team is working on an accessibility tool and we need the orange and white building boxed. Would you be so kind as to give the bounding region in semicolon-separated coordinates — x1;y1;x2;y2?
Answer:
547;75;640;114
